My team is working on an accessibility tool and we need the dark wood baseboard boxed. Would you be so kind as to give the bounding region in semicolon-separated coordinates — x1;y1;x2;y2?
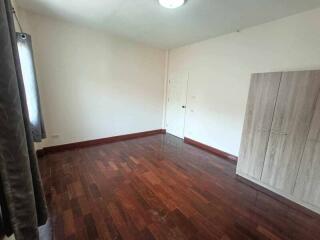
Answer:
184;137;238;164
36;149;46;158
37;129;166;156
236;175;319;218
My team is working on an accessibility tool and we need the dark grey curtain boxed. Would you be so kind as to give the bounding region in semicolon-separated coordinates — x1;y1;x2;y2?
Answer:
0;0;48;239
16;33;46;142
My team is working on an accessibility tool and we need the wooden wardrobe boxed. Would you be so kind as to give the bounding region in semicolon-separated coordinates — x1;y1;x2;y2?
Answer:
237;70;320;214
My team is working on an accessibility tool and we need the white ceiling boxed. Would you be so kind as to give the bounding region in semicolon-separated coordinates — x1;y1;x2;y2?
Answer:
16;0;320;49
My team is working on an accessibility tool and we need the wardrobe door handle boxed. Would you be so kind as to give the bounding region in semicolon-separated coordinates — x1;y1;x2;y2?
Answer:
182;106;186;108
270;130;288;136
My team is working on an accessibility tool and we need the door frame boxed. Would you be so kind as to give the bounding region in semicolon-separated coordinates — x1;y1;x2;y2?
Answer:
165;71;189;139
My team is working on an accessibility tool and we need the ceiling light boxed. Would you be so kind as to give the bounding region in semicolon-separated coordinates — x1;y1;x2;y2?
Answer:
159;0;185;9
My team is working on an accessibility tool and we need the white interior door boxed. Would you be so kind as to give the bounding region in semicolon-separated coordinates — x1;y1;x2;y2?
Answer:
166;72;188;138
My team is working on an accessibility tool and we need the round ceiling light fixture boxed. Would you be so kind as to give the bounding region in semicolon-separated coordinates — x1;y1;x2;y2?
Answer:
159;0;185;9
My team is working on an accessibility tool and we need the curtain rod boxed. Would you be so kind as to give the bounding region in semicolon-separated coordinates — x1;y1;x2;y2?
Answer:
11;7;23;33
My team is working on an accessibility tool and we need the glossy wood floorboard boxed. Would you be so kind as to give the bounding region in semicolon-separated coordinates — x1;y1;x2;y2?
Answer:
39;134;320;240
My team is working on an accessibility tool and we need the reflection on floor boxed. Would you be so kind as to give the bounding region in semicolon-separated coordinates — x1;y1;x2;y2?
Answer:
39;134;320;240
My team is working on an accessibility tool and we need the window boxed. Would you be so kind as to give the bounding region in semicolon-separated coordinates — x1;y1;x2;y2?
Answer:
16;33;45;142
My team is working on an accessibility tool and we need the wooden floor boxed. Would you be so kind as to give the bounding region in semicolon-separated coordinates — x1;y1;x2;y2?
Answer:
39;134;320;240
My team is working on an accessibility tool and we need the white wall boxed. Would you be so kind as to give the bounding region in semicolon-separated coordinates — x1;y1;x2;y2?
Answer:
17;7;320;154
19;10;166;148
168;8;320;156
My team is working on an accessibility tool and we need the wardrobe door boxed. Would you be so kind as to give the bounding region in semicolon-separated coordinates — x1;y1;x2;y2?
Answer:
237;73;281;179
262;71;320;194
294;88;320;208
